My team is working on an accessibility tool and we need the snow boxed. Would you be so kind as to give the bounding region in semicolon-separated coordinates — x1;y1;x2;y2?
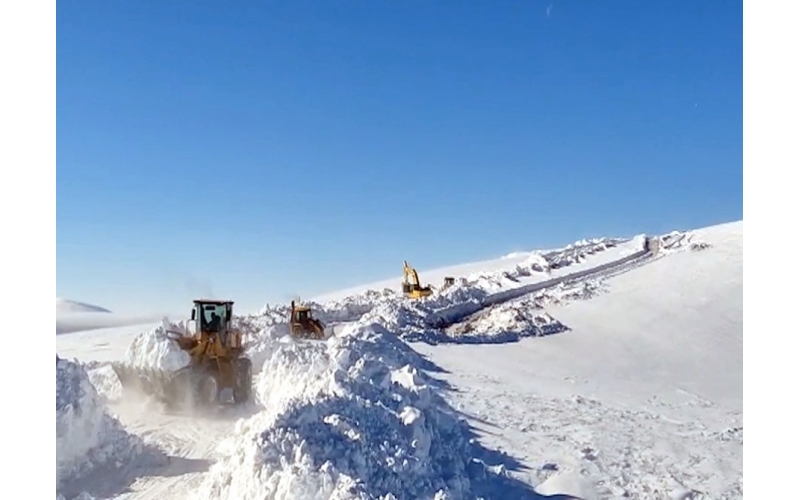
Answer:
122;318;192;372
236;235;647;349
56;356;145;497
310;236;631;303
195;323;525;500
53;221;740;500
414;221;742;498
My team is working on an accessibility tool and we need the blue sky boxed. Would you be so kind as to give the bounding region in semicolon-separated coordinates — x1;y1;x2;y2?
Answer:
57;0;742;315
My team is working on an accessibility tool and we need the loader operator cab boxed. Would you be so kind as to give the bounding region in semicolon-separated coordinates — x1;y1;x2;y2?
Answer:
291;302;313;324
191;300;234;342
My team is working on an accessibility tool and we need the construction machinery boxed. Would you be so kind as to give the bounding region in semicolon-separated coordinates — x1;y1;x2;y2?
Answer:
289;300;327;340
402;260;433;299
111;299;253;407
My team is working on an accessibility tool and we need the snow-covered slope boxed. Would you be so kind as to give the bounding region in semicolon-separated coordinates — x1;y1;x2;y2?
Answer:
310;236;634;303
415;220;743;498
55;221;741;500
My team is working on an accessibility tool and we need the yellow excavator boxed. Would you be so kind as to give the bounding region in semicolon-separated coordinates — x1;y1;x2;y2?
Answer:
111;299;252;407
402;260;433;299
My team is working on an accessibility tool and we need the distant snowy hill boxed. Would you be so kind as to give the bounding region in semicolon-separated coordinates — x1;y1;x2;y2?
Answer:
56;298;112;314
56;298;165;336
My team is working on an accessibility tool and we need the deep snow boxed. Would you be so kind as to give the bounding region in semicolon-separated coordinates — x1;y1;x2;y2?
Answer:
194;323;535;500
55;222;740;500
56;356;146;497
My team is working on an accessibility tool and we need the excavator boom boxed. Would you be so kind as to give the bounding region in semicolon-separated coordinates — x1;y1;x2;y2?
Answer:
402;260;433;299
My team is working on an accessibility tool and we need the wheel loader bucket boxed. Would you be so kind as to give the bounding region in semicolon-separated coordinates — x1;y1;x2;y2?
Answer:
110;362;193;404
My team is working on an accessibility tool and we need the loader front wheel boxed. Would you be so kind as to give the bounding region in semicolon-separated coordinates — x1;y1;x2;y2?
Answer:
233;358;253;404
195;372;220;407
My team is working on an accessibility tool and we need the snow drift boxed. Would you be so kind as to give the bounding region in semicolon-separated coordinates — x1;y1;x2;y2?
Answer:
56;356;144;493
196;323;516;500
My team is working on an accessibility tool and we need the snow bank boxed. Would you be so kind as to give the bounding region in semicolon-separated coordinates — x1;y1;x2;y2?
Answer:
56;356;144;492
656;230;711;254
123;318;191;372
196;324;507;500
240;239;626;350
240;230;696;351
248;237;623;333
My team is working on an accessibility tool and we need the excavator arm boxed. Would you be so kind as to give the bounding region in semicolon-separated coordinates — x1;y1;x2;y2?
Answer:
403;260;421;286
402;260;433;299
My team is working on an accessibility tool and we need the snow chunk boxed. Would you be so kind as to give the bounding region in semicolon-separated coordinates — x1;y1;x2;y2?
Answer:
56;356;144;493
123;318;191;372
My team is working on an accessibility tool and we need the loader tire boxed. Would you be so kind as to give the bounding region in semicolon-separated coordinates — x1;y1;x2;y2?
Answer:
233;358;253;404
195;371;220;407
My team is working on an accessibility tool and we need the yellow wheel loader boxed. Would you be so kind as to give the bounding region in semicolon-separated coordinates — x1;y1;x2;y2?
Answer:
289;301;327;340
402;260;433;299
111;299;253;407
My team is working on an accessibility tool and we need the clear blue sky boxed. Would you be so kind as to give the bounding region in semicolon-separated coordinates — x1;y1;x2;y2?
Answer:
57;0;742;315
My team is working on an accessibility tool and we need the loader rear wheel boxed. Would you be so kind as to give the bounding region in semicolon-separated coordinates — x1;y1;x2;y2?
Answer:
195;372;220;406
233;358;253;404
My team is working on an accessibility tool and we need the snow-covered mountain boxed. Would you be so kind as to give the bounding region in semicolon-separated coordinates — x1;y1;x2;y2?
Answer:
55;221;742;500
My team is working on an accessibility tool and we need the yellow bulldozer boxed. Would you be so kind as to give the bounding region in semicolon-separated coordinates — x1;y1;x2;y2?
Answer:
111;299;253;407
289;300;327;340
402;260;433;299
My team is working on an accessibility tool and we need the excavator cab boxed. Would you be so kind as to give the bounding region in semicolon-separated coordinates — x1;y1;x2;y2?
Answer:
402;260;433;299
289;301;327;340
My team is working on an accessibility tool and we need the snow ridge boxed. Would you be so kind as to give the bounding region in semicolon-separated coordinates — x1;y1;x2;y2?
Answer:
242;237;628;350
56;356;145;494
196;323;523;500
